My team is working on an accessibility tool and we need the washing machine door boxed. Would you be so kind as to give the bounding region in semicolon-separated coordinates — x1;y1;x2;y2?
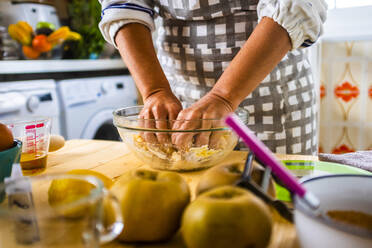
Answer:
81;110;120;141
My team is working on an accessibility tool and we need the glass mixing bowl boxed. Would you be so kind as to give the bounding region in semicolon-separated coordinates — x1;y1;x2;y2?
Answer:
113;106;248;171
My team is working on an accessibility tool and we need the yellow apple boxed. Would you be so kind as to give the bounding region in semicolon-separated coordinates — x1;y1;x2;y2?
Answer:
48;169;114;218
196;162;276;197
182;186;272;248
111;169;190;242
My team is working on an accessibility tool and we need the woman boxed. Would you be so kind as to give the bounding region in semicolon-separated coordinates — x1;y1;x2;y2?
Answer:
99;0;327;155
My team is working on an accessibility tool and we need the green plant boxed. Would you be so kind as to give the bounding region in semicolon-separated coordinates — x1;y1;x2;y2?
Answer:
67;0;105;59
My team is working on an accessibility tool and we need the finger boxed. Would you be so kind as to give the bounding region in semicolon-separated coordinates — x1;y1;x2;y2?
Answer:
209;119;227;149
172;111;201;150
168;107;180;130
138;108;148;140
138;108;146;128
194;117;212;147
172;126;195;151
138;115;145;141
172;109;186;131
143;108;158;144
172;110;201;130
152;105;171;144
171;110;186;148
209;130;225;149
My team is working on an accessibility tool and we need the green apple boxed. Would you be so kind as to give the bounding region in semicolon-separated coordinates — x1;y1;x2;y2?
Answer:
182;186;272;248
36;21;56;30
111;169;190;242
196;162;276;197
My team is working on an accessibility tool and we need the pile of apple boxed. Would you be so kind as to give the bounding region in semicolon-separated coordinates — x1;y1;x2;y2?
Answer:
111;163;274;248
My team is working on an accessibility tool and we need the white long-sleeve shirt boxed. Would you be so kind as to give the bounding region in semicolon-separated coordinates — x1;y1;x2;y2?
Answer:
98;0;327;155
99;0;327;50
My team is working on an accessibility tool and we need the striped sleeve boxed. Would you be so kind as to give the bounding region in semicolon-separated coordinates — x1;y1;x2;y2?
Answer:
99;0;155;47
257;0;328;50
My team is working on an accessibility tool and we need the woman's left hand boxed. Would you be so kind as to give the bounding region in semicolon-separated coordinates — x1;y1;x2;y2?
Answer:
172;92;235;150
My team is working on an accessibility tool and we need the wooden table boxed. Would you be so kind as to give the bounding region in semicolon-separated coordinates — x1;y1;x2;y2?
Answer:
46;140;317;248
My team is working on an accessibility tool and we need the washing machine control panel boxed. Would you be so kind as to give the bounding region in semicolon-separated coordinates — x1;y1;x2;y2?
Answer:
26;95;40;112
101;81;114;95
0;80;61;134
0;92;26;116
0;80;59;116
60;81;98;107
59;76;137;108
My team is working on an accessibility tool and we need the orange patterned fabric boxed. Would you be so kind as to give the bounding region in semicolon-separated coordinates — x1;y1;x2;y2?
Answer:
332;144;355;154
319;41;372;154
334;81;359;102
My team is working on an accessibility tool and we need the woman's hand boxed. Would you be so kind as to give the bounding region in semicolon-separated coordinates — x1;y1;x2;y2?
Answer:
115;23;182;144
140;90;182;144
170;17;292;150
172;92;234;150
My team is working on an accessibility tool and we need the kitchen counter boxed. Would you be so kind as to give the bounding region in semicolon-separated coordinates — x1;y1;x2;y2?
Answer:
0;59;130;82
46;139;318;248
0;59;126;74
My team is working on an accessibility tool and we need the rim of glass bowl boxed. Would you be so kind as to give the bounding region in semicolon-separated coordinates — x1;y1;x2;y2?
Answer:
113;106;248;133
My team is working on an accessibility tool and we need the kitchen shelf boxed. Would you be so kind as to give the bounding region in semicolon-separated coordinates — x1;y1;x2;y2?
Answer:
0;59;127;74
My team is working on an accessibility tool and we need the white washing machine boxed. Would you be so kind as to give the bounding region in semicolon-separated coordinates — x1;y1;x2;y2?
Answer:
57;75;138;140
0;79;61;134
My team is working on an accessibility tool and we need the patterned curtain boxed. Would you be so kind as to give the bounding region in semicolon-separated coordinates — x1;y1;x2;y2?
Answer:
319;41;372;153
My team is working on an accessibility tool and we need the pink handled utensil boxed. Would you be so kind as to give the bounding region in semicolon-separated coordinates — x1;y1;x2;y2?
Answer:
225;113;320;210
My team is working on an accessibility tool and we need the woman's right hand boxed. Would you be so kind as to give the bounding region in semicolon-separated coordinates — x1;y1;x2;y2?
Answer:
114;23;182;144
139;90;182;144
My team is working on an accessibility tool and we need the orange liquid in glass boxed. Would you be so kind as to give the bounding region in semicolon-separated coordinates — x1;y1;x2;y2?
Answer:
20;152;47;175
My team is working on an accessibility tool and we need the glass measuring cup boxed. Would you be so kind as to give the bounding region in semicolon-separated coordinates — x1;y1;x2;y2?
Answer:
2;117;51;175
0;174;123;248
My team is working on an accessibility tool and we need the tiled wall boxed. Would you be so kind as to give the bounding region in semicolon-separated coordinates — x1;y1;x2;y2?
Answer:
319;41;372;153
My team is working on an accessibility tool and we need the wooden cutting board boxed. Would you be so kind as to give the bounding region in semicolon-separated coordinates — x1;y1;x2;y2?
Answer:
46;140;317;248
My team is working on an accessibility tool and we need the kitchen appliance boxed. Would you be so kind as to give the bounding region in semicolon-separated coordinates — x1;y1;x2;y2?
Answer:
0;0;61;30
0;79;61;135
0;25;20;60
57;75;138;140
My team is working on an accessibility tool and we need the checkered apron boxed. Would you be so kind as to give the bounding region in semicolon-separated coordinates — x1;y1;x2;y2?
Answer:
153;0;318;155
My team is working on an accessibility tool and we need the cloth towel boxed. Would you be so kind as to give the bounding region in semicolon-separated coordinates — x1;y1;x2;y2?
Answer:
318;151;372;172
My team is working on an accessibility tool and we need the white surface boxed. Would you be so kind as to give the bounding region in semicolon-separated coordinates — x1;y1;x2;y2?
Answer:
57;75;137;140
0;59;127;74
322;6;372;41
325;0;372;9
0;1;61;30
0;80;61;135
294;176;372;248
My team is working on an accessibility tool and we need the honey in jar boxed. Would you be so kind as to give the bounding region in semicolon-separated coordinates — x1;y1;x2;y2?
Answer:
20;152;47;175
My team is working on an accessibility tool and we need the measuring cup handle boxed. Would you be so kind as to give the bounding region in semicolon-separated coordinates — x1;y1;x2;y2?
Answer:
99;189;124;244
